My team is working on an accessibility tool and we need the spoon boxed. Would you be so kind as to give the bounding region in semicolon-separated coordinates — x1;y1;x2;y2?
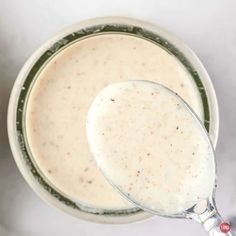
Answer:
86;80;233;236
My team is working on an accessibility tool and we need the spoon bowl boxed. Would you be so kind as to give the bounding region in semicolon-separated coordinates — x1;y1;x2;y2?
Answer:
86;81;233;235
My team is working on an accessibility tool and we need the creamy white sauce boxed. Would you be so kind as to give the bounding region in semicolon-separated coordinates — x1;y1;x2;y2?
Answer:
26;34;204;211
87;81;215;215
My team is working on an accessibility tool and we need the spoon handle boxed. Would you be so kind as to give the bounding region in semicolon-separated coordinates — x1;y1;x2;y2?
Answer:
189;199;234;235
203;212;233;236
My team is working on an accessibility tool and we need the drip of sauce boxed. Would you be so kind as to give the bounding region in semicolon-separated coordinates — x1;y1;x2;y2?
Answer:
26;34;203;211
86;81;215;215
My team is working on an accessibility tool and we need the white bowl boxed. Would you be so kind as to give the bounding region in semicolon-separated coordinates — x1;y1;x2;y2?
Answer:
7;17;219;224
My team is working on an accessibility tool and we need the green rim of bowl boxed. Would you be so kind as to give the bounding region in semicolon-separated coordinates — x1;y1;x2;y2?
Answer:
15;23;210;216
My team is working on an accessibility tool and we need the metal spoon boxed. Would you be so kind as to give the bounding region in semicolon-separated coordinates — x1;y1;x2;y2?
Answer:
86;80;233;236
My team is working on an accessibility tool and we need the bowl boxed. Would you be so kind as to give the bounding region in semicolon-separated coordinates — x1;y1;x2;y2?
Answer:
7;17;219;224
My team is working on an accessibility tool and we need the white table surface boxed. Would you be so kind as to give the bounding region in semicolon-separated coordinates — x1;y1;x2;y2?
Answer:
0;0;236;235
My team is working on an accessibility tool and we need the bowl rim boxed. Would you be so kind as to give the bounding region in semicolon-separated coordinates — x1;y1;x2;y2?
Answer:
7;16;219;224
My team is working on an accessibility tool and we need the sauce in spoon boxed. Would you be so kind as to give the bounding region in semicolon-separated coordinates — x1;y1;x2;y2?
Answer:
86;81;215;215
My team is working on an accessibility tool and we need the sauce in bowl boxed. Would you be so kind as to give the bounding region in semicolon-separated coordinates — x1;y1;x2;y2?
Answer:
26;34;204;212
